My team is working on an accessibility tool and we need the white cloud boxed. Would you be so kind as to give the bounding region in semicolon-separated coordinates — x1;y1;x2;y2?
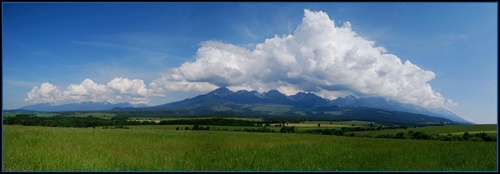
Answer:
106;77;148;97
149;74;218;94
25;82;63;104
25;78;150;105
149;9;458;109
64;79;108;102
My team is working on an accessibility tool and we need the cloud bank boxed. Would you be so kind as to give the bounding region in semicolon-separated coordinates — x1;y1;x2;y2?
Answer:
25;78;149;105
26;9;458;109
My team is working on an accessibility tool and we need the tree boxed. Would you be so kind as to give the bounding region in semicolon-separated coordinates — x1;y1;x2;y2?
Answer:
394;132;405;139
280;126;297;133
192;124;201;130
462;132;470;141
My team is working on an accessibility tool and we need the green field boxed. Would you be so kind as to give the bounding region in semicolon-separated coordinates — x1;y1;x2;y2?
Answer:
3;112;60;118
127;122;366;132
3;125;497;171
127;125;283;132
129;117;263;122
288;120;375;126
71;112;117;119
354;124;497;136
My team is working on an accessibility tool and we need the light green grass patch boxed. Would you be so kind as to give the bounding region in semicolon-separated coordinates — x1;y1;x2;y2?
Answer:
443;130;497;135
127;117;264;122
71;112;116;119
2;112;60;118
354;124;497;136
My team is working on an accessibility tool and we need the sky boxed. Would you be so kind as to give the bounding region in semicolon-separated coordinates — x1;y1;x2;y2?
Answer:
2;2;497;124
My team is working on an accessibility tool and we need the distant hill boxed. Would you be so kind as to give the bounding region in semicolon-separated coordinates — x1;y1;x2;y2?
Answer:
112;87;470;124
15;87;470;124
330;95;471;124
18;101;147;112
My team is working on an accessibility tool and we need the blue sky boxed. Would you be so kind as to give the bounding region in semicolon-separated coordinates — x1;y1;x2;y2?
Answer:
2;2;497;124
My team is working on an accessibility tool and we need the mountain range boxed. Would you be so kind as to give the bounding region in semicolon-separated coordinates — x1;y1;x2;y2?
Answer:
14;87;471;124
18;101;147;112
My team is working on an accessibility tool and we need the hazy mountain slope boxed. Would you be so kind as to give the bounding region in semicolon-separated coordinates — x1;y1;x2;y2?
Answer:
19;102;146;112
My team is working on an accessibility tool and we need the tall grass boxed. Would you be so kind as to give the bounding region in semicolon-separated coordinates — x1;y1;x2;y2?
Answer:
3;125;496;171
354;124;497;136
3;112;59;118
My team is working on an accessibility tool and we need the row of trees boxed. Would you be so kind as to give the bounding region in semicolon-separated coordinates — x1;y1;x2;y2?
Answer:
158;118;255;126
303;128;345;136
3;115;258;128
3;115;130;128
374;131;496;142
274;126;496;142
191;124;210;130
243;127;275;133
174;125;211;130
339;125;407;132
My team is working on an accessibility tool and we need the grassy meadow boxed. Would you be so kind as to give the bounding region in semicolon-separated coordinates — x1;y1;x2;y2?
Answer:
129;117;263;123
2;112;60;118
3;125;497;171
354;124;497;136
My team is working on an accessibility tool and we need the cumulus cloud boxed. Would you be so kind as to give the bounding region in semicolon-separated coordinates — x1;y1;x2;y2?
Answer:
63;79;107;102
25;78;149;105
25;83;63;104
149;9;458;109
106;77;148;97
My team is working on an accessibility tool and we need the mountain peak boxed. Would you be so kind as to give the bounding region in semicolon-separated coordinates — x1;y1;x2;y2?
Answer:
344;95;357;100
208;87;233;97
265;89;284;95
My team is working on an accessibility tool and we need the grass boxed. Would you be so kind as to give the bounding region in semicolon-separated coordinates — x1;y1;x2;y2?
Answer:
3;112;60;118
294;120;375;125
128;117;264;123
64;112;116;119
126;125;283;132
354;124;497;136
3;125;497;171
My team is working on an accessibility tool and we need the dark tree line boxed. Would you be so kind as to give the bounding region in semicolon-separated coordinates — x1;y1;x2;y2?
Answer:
243;127;275;133
158;118;255;126
274;126;495;142
280;126;297;133
371;131;495;142
3;115;256;128
3;114;138;128
191;124;210;130
303;128;345;136
340;125;410;132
